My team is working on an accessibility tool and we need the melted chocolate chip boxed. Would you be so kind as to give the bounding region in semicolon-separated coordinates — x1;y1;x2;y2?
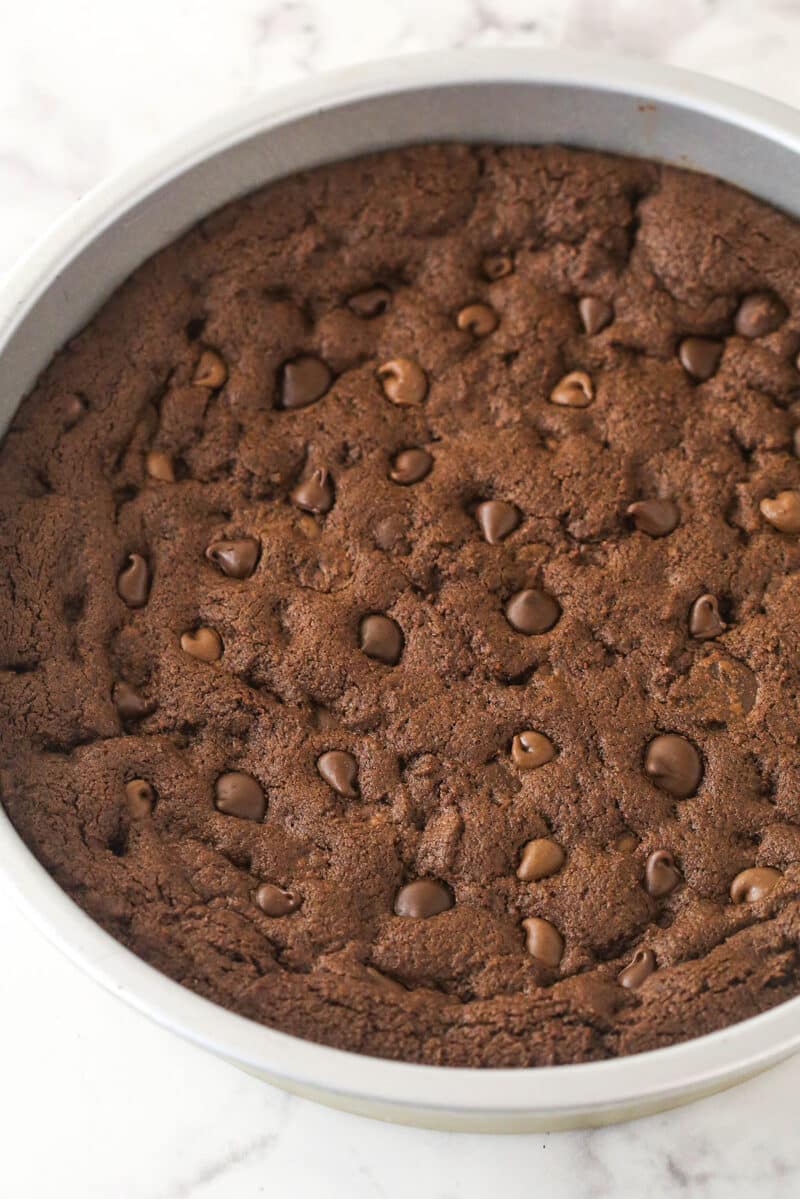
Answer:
481;253;514;280
256;883;301;916
730;866;782;903
735;292;787;339
347;287;391;318
517;838;565;882
180;626;223;662
291;468;334;514
549;370;594;408
394;879;453;918
456;303;498;336
114;682;151;722
279;355;332;410
317;750;359;798
193;348;228;388
117;553;150;608
689;594;726;640
522;917;564;967
627;499;680;537
578;296;613;335
645;850;681;898
364;965;407;995
618;948;656;989
145;450;175;482
505;588;561;635
644;733;703;798
63;394;86;427
678;337;722;381
297;514;321;540
376;357;428;406
511;731;555;770
760;490;800;533
125;779;155;819
214;772;266;821
372;514;408;553
475;499;520;544
682;650;757;722
388;448;432;485
205;538;260;579
359;613;403;665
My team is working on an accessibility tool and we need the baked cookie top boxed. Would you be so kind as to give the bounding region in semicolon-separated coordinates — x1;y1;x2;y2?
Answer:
2;144;800;1066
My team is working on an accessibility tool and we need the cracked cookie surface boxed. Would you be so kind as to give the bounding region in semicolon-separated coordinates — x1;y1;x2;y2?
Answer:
2;144;800;1067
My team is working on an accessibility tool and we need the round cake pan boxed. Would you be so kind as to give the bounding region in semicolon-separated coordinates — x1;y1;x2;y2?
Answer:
2;49;800;1133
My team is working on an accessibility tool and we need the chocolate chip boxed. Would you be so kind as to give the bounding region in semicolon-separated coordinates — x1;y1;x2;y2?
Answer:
689;593;726;640
678;337;722;381
760;490;800;533
394;878;453;918
373;514;408;553
645;849;681;898
297;514;321;540
793;427;800;457
279;355;332;410
205;538;260;579
618;947;656;989
117;553;150;608
686;650;757;722
578;297;613;335
347;287;391;318
376;357;428;406
627;499;680;537
317;750;359;798
291;468;334;514
511;731;555;770
735;292;787;338
388;448;432;485
63;394;86;427
729;865;782;903
517;838;565;881
145;450;175;482
522;917;563;966
125;778;155;819
505;588;561;635
644;733;703;798
475;499;519;544
456;303;498;337
365;965;406;995
359;613;403;664
481;253;514;280
214;772;265;821
549;370;594;408
255;883;301;916
180;626;223;662
193;348;228;388
114;682;151;722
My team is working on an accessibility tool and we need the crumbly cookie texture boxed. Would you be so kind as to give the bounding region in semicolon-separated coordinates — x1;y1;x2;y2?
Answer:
2;144;800;1067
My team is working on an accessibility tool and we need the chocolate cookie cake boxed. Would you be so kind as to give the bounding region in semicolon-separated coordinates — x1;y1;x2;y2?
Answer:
2;144;800;1067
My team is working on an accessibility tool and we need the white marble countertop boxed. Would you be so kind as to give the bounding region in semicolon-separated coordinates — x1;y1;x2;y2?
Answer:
3;1;800;1195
